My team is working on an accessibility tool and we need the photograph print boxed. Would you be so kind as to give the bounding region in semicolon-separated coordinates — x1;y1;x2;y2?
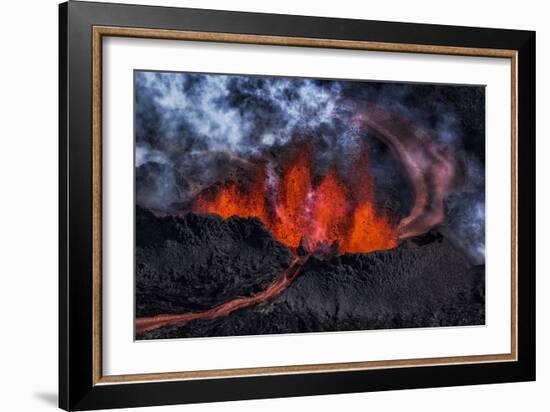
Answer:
134;70;486;340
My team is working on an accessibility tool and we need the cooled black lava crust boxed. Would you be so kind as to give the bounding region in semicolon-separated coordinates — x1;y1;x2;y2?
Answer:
136;207;485;340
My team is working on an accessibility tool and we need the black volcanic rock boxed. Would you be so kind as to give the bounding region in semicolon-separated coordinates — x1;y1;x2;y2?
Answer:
135;207;293;317
136;211;485;340
275;231;483;331
138;214;485;339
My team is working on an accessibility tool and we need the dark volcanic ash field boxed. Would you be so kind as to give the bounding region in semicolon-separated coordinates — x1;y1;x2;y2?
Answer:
136;207;484;340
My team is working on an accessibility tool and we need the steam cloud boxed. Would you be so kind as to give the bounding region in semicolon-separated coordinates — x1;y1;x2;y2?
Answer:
135;71;486;263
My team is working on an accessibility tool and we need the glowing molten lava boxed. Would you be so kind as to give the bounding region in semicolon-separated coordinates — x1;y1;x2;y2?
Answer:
192;147;397;254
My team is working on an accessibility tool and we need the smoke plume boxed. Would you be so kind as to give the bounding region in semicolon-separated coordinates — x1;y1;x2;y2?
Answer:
135;71;485;262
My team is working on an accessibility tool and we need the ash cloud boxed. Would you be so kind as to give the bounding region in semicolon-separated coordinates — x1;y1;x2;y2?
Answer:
135;71;485;262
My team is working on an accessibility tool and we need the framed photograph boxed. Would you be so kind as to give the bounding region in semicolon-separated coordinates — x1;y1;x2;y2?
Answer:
59;1;536;410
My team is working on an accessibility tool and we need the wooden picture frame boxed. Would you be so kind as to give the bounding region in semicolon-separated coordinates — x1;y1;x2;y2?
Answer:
59;1;535;410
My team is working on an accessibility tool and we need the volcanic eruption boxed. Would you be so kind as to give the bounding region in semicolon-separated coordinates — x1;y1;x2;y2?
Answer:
134;71;486;339
192;144;398;256
136;106;464;335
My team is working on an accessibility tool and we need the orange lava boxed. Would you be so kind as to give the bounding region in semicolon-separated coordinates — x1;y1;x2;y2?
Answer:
192;146;397;254
307;169;350;250
272;152;313;248
193;167;269;225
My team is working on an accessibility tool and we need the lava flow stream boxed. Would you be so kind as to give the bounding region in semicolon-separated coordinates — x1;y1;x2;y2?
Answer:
136;255;309;335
